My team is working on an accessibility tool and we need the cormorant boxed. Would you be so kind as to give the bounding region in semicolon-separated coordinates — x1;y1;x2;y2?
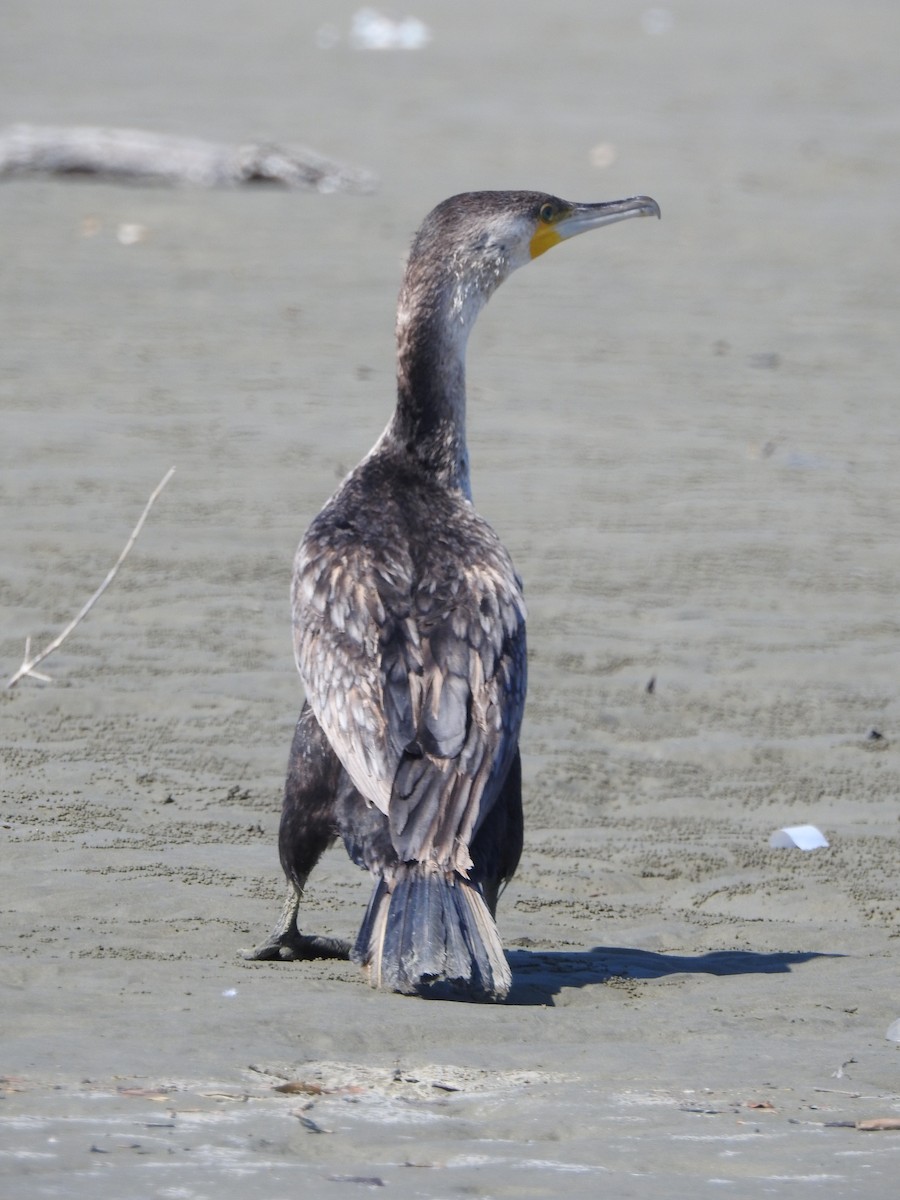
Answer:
245;190;660;1000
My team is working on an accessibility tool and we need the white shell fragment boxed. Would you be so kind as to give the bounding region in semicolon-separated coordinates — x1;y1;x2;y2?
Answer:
885;1019;900;1044
769;825;829;851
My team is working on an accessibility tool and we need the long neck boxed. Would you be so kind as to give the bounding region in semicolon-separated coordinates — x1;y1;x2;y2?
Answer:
393;278;475;492
382;242;504;496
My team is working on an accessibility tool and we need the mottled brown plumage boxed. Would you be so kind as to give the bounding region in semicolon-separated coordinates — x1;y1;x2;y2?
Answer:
245;190;659;999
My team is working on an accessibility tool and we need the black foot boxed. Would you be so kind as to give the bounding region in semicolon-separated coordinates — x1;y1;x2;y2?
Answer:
241;885;351;962
241;931;351;962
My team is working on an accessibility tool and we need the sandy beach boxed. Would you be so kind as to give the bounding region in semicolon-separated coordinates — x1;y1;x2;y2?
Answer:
2;2;899;1195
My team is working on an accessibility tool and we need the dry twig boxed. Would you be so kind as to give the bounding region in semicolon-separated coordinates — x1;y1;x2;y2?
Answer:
5;467;175;689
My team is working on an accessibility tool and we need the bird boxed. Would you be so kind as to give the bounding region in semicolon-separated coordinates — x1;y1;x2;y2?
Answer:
244;189;660;1000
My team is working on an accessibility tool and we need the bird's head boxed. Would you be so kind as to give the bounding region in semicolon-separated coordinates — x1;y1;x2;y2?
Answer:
401;190;660;330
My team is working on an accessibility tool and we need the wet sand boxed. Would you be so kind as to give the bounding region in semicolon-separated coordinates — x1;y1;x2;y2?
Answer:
2;2;899;1196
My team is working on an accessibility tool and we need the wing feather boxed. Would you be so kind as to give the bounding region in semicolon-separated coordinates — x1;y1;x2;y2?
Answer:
292;485;526;874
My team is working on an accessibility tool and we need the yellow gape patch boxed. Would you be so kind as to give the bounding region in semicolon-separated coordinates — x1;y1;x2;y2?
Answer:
529;220;563;259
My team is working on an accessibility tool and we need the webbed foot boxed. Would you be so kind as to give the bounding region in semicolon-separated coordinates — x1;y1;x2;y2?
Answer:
241;886;350;961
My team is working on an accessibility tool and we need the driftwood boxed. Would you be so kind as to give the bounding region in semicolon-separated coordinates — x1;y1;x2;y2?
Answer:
5;468;175;689
0;124;376;193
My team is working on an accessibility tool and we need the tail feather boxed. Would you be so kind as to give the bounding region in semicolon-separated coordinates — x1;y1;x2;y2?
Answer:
352;867;511;1001
360;878;391;987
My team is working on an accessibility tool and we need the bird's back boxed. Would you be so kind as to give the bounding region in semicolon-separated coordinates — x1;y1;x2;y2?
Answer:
293;449;527;872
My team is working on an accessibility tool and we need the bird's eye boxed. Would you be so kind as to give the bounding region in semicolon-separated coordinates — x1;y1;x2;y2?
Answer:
539;202;556;223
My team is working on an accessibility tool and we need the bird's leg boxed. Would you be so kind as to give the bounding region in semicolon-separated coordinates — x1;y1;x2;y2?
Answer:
240;702;351;963
241;883;350;961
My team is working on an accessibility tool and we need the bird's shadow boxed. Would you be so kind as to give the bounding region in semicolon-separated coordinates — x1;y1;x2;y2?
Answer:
503;945;840;1006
